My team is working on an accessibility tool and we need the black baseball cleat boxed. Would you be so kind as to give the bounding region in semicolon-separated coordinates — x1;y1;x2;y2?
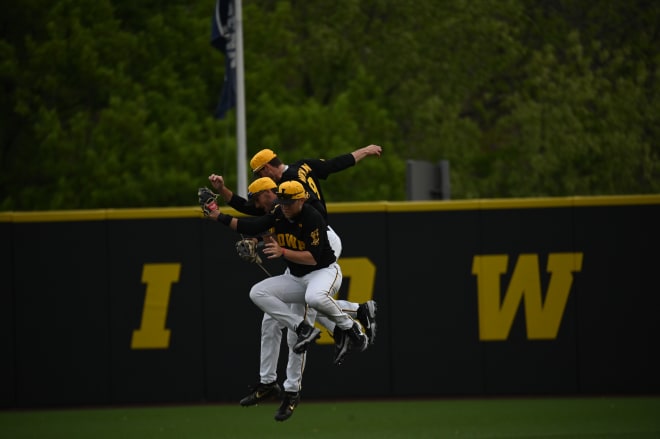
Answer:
333;322;368;366
274;391;300;421
293;321;321;354
357;300;377;345
332;326;350;366
345;321;369;352
239;381;282;406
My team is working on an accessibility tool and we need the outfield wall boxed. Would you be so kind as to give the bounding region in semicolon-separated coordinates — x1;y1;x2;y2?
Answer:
1;195;659;408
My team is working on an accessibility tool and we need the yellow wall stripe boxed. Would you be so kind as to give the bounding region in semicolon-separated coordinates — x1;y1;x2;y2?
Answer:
1;194;659;222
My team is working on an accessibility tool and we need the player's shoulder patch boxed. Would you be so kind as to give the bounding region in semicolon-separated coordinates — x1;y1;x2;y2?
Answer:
310;228;320;246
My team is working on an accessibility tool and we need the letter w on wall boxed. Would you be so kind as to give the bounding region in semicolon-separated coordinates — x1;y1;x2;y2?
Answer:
472;253;583;341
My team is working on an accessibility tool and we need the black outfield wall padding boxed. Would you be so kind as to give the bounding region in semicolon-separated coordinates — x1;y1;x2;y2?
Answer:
1;195;659;408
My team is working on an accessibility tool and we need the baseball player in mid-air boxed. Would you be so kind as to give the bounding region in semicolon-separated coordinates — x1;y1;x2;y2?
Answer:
218;177;376;412
199;180;370;421
210;143;382;338
206;145;381;419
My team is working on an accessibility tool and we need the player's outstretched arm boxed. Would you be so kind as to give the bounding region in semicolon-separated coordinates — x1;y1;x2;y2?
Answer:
351;144;382;163
208;208;275;237
208;174;234;202
209;173;264;216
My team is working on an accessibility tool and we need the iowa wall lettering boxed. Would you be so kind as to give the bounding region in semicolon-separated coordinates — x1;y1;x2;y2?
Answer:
131;263;181;349
472;253;583;341
130;259;376;348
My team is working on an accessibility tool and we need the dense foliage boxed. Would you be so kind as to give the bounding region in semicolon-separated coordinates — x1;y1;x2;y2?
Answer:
1;0;658;210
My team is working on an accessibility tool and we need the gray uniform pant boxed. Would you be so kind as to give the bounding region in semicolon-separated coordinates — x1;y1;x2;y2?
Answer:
252;227;358;393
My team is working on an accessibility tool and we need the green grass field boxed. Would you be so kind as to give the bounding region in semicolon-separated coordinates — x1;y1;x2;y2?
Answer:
1;397;659;439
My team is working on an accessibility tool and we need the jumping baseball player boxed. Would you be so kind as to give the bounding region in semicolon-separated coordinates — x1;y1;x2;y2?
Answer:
206;145;381;420
203;176;376;421
199;180;369;421
211;143;382;340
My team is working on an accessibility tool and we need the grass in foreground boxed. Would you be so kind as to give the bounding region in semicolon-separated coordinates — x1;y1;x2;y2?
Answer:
1;396;659;439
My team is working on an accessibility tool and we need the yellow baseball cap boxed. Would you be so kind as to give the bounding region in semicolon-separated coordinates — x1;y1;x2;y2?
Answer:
248;177;277;194
250;149;277;175
246;177;277;205
276;181;308;205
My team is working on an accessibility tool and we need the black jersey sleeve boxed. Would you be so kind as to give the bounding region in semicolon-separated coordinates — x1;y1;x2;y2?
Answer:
227;194;265;216
235;213;276;235
300;153;356;179
300;206;336;266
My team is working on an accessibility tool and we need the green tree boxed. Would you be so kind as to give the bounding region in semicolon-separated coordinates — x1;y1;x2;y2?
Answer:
1;0;658;210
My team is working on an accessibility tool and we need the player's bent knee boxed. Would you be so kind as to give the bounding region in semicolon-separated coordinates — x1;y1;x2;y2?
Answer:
304;295;323;310
249;286;265;304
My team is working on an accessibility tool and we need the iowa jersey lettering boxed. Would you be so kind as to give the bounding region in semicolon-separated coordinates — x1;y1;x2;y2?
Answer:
275;233;307;250
297;164;321;201
274;227;322;250
297;164;312;181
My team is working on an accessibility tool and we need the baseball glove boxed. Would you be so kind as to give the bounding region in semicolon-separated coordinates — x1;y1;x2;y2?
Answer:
198;187;219;216
236;238;262;264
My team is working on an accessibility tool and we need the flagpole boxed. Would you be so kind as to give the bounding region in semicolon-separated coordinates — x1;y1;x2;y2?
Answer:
234;0;247;197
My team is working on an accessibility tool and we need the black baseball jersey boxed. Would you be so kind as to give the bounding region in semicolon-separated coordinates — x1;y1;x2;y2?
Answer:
280;153;356;220
234;203;336;277
228;153;356;221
